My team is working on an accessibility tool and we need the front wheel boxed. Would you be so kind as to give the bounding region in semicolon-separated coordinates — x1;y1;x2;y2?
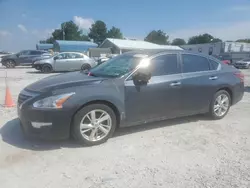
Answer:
72;104;117;146
209;90;231;120
41;64;52;73
5;60;15;68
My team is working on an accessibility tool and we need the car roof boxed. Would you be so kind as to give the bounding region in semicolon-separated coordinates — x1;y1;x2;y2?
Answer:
123;49;214;59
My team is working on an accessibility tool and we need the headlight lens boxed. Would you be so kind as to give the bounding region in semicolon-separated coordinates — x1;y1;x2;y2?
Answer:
33;92;75;109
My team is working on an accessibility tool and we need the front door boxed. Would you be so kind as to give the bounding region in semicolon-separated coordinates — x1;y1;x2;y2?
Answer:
124;53;183;125
54;53;70;71
16;50;32;65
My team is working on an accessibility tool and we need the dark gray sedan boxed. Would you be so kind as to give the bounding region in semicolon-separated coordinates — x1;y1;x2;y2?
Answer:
18;50;244;146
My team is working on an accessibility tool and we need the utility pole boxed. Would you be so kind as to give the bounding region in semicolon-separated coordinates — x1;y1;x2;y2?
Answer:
62;23;66;40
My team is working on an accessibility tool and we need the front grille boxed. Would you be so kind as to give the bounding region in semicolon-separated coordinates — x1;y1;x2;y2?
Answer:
18;93;32;105
235;63;247;66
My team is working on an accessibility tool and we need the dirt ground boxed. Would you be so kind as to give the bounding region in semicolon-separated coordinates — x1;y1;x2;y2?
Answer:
0;66;250;188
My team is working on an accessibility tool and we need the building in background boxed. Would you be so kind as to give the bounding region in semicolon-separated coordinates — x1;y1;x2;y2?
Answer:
53;40;98;53
181;42;250;64
99;38;182;54
36;43;53;51
181;42;250;55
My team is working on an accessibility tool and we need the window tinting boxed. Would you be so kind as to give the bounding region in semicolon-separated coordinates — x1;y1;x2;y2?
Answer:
30;51;41;55
150;54;179;76
209;59;219;70
182;54;210;73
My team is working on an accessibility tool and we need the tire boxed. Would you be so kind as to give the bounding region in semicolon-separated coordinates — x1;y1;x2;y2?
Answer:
209;90;231;120
81;64;91;72
72;104;117;146
5;60;15;68
41;64;52;73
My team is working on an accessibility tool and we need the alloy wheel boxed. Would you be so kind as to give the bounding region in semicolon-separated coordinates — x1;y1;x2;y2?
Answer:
213;94;229;117
79;109;112;142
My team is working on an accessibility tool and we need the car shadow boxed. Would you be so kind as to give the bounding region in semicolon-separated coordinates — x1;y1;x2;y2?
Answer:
0;66;32;69
245;86;250;93
0;115;208;151
0;118;82;151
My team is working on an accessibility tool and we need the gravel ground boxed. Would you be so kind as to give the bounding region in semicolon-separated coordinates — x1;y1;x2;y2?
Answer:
0;66;250;188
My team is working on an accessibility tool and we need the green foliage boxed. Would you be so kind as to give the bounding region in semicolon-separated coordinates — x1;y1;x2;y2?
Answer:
236;39;250;43
144;30;170;45
88;20;108;44
171;38;186;45
107;26;123;39
43;21;90;44
188;33;222;44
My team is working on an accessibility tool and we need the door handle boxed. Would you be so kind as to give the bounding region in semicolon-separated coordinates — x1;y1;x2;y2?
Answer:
170;81;181;86
209;76;218;80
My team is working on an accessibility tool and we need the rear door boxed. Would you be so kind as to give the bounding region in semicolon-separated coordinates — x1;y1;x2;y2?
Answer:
180;53;220;115
68;53;84;70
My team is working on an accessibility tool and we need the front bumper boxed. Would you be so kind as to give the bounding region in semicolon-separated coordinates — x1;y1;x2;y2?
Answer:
18;103;72;140
234;64;249;69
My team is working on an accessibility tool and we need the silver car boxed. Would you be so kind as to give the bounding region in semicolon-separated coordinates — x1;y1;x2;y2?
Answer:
234;58;250;69
33;52;97;73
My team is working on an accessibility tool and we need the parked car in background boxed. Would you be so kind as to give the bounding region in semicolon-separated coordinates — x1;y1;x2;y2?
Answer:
1;50;49;68
18;50;244;146
0;51;12;62
32;52;97;73
234;58;250;69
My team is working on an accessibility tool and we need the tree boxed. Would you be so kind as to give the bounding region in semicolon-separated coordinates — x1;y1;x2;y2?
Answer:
236;39;250;43
107;26;123;39
43;21;90;43
188;33;222;44
144;30;170;45
88;20;107;45
171;38;186;45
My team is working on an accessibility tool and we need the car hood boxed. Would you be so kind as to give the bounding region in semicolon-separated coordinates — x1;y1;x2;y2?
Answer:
1;54;16;59
25;71;105;92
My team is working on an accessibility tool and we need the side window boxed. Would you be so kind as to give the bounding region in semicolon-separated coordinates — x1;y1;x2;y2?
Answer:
30;51;40;55
182;54;210;73
209;59;219;70
20;51;30;56
67;53;83;59
56;53;67;60
150;54;180;76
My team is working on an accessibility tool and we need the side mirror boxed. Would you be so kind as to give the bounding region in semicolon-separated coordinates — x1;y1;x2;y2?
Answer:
132;67;151;85
53;56;58;60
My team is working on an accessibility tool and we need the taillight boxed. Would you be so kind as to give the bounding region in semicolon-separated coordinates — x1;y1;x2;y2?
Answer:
234;72;244;82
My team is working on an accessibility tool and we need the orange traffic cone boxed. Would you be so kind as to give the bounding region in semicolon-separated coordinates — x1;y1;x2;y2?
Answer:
5;86;15;107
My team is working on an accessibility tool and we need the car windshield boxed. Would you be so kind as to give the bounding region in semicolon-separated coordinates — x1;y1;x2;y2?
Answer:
242;58;250;62
89;53;145;78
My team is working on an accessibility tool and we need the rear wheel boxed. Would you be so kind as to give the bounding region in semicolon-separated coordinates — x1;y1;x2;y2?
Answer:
41;64;52;73
209;90;231;120
72;104;117;146
5;60;15;68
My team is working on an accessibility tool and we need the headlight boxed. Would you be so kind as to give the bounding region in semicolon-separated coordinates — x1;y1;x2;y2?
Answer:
34;61;40;64
33;92;75;109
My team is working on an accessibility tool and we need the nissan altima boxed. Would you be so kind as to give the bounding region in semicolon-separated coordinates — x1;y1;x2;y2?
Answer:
18;49;244;146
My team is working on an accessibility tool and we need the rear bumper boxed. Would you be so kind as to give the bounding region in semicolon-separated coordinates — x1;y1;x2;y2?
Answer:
231;83;244;105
